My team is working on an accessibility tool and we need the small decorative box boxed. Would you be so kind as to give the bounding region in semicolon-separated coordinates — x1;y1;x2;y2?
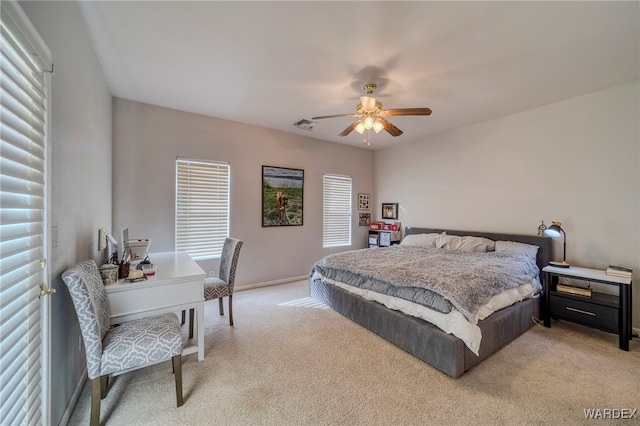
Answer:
98;264;118;285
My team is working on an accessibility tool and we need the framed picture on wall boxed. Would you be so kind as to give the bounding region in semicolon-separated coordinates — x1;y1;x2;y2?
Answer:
358;193;370;211
358;213;371;226
381;203;398;220
262;166;304;226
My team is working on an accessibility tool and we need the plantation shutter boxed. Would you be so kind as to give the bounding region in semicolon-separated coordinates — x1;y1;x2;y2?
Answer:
176;158;230;260
0;1;52;424
322;174;352;247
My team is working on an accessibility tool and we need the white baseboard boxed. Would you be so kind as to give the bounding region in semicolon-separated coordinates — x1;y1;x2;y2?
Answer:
59;366;87;426
235;275;308;292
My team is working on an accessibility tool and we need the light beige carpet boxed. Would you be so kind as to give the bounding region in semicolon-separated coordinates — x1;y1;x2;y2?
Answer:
68;280;639;425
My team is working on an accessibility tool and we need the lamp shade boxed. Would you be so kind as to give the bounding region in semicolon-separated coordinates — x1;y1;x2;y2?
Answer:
544;224;563;238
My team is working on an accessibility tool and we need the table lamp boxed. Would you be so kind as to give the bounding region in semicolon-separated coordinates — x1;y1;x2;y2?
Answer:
544;221;570;268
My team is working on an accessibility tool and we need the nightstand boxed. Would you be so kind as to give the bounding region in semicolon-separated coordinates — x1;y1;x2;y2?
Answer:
543;265;632;351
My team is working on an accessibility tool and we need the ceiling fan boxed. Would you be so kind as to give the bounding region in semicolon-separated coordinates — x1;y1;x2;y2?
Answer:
312;83;432;146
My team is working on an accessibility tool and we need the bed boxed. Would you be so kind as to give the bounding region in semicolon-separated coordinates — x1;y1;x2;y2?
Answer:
309;227;552;378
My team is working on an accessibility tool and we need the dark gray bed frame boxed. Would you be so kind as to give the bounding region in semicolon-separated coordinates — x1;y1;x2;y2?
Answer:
309;227;553;378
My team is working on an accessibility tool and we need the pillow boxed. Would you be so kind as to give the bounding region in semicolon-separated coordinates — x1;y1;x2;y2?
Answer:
436;232;460;250
495;240;539;259
400;233;441;248
457;236;495;252
436;234;495;252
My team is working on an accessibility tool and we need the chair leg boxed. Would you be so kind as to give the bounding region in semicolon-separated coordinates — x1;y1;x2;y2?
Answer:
100;375;109;399
188;308;194;339
228;294;233;326
172;355;184;407
181;310;186;325
91;377;101;426
218;297;224;315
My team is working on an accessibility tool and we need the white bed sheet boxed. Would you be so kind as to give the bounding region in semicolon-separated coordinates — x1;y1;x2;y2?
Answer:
311;270;541;356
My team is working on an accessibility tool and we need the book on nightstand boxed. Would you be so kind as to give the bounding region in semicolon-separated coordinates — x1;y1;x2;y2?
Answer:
556;284;592;297
606;265;632;278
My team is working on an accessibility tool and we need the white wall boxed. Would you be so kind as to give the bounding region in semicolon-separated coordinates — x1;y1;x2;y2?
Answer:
374;81;640;328
112;99;374;286
21;2;113;425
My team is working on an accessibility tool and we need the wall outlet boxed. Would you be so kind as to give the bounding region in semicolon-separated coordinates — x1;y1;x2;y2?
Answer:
98;228;107;251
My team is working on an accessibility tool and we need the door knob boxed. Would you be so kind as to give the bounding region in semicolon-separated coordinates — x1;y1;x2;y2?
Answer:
39;282;56;298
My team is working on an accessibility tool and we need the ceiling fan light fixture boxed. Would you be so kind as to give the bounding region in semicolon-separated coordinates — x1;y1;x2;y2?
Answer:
360;95;376;112
310;81;431;147
363;116;374;129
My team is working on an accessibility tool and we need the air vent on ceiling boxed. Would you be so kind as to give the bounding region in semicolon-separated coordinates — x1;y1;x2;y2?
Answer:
293;119;316;131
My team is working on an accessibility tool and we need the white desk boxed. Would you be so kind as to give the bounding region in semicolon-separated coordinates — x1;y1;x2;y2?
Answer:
104;251;206;361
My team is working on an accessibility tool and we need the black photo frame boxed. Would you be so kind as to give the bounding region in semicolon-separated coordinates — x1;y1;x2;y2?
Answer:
381;203;398;220
262;166;304;226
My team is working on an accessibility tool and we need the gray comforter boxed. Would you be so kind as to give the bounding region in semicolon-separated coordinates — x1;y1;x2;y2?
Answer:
310;246;539;323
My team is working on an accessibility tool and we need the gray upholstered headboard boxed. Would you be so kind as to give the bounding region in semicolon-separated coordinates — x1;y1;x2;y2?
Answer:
404;227;553;271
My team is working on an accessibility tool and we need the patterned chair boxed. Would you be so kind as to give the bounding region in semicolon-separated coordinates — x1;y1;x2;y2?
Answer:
207;237;243;325
187;238;243;332
62;260;184;426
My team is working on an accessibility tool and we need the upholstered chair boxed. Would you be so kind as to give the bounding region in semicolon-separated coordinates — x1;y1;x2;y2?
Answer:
188;238;243;331
62;260;184;426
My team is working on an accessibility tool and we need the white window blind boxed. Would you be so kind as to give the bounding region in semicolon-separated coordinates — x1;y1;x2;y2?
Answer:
175;158;230;260
1;0;51;423
323;174;352;247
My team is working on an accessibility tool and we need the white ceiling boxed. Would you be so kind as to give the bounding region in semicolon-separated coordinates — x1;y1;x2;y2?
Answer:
75;1;639;150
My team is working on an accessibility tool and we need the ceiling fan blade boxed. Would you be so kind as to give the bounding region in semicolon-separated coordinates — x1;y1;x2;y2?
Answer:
383;108;432;116
378;118;403;137
311;113;357;120
339;120;361;137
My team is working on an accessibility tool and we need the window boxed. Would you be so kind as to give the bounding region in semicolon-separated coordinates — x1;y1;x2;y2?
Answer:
175;158;230;260
323;174;352;247
1;1;53;423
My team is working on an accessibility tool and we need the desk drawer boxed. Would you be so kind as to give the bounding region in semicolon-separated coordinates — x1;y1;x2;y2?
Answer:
550;295;618;333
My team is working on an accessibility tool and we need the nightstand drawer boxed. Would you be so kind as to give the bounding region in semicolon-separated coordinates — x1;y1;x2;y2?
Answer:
549;295;618;333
